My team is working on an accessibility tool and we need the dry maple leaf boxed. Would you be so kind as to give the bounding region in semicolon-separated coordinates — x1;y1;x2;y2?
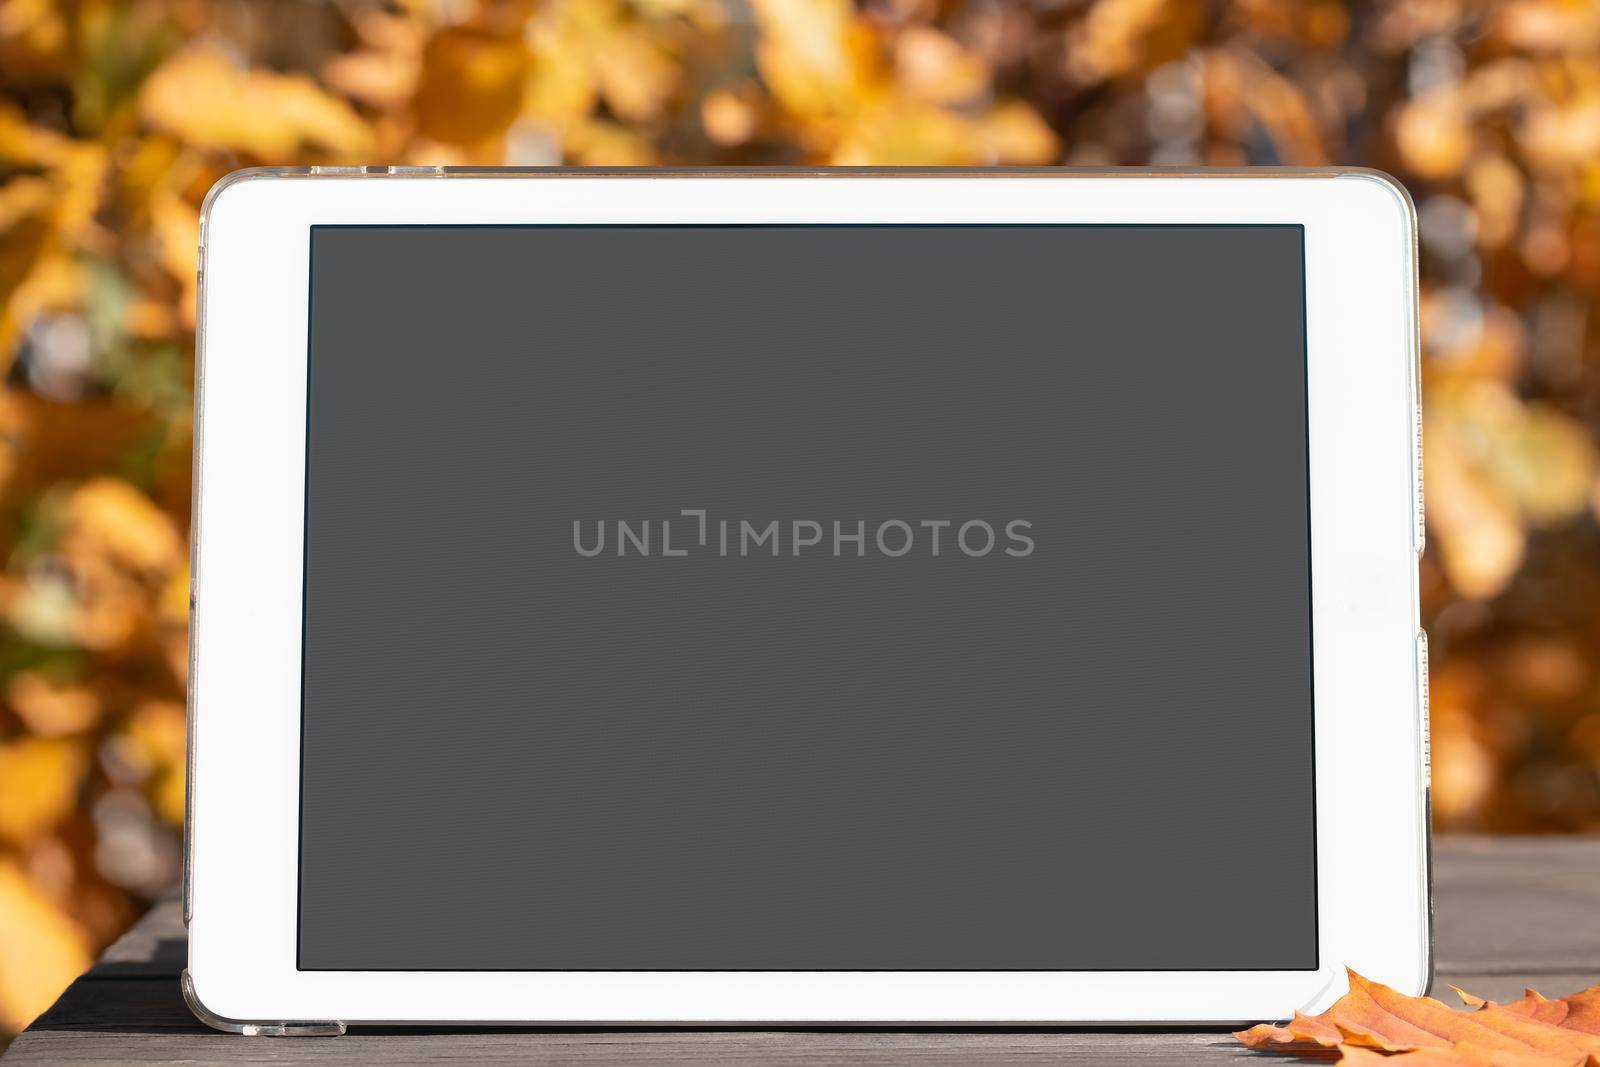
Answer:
1454;988;1600;1037
1236;972;1600;1065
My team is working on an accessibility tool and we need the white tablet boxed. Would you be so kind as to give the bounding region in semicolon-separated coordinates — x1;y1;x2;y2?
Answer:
183;170;1429;1030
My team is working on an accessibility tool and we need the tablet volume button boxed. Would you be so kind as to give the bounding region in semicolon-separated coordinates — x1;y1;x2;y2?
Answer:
1415;402;1426;556
1416;630;1431;784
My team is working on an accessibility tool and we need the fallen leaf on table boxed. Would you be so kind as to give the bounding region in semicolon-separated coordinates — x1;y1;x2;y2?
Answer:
1236;971;1600;1065
1455;988;1600;1035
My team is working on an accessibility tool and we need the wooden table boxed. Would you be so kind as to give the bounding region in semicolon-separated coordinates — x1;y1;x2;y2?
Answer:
7;836;1598;1064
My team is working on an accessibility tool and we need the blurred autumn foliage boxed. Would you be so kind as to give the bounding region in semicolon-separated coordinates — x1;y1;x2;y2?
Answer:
2;0;1600;1038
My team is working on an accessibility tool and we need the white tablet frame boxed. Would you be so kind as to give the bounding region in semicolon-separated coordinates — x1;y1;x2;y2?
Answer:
185;169;1429;1028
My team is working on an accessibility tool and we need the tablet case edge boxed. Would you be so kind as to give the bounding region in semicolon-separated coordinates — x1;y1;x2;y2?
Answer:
181;970;347;1037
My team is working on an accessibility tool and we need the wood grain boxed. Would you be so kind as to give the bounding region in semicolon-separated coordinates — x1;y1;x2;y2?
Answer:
6;836;1598;1064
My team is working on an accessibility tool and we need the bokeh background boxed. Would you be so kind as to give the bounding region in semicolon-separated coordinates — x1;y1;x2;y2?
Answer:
2;0;1599;1038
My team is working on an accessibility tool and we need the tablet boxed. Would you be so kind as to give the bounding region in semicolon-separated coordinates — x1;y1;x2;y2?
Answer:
183;170;1429;1029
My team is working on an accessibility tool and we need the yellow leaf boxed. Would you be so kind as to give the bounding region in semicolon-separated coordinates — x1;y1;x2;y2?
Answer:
752;0;881;119
413;26;528;147
1066;0;1195;84
323;12;425;111
6;673;100;738
140;46;374;158
1425;398;1528;599
0;177;54;368
562;119;658;166
525;18;599;124
0;105;103;373
0;0;72;78
0;738;86;845
702;86;760;146
1520;99;1600;173
1494;0;1600;54
1507;404;1597;525
64;477;183;580
0;392;156;499
0;109;105;244
978;101;1061;165
1431;709;1498;823
1396;91;1474;180
152;768;186;827
831;98;981;166
0;862;90;1033
893;26;989;106
589;20;679;122
148;192;199;329
159;565;192;686
1466;154;1526;249
126;700;187;775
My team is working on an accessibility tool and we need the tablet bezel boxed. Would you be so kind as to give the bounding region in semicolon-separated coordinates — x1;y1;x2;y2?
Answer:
185;170;1428;1026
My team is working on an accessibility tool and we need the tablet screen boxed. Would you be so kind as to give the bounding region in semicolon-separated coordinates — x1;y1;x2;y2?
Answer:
296;223;1317;972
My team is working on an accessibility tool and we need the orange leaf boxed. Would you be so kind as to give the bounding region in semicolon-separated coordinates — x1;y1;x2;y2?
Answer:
1338;971;1595;1052
1560;990;1600;1036
1235;1009;1343;1054
1237;973;1600;1063
1486;988;1600;1038
1457;987;1572;1027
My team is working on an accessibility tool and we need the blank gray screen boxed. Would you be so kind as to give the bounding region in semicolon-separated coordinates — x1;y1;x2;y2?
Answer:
297;224;1317;971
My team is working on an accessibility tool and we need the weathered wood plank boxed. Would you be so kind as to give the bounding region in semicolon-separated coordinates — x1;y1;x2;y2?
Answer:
1431;836;1600;978
85;892;184;980
6;981;1259;1066
7;836;1599;1064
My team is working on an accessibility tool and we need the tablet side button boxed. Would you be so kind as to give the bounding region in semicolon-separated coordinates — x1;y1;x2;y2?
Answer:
1416;629;1431;784
1415;401;1426;556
